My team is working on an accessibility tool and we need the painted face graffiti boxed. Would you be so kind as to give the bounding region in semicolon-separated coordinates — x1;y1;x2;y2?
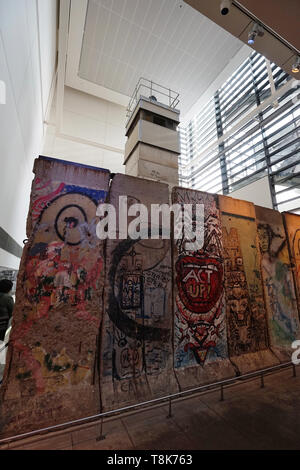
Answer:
227;286;250;325
176;293;223;365
222;224;268;356
257;225;270;253
256;213;300;349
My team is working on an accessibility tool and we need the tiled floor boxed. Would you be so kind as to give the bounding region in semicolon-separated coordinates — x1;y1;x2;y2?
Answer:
1;367;300;450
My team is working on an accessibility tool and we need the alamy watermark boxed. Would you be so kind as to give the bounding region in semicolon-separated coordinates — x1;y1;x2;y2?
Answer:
95;196;204;251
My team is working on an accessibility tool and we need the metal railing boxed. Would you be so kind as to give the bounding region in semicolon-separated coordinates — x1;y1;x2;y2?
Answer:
126;77;180;123
0;359;297;445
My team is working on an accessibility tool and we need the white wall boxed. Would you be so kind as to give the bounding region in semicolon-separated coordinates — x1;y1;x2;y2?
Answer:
230;176;273;209
0;0;57;269
37;0;58;116
42;86;126;173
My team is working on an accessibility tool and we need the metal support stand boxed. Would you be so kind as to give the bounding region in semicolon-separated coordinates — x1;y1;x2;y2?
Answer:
292;364;296;377
96;417;106;441
260;373;265;389
220;384;224;401
166;398;172;418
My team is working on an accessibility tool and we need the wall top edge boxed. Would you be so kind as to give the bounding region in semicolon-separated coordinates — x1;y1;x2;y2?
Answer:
37;156;111;174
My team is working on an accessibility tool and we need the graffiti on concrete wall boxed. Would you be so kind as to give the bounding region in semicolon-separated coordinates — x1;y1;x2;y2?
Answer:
103;235;172;382
257;216;299;349
10;174;108;396
221;211;269;357
283;213;300;315
173;189;228;368
101;179;174;406
293;228;300;302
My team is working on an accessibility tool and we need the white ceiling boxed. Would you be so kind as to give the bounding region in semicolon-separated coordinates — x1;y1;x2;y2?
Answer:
185;0;298;80
67;0;245;117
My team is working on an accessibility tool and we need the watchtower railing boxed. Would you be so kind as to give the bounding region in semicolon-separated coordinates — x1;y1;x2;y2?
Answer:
126;77;180;124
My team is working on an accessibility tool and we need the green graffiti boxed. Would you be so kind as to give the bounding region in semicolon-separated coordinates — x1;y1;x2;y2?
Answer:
271;319;294;346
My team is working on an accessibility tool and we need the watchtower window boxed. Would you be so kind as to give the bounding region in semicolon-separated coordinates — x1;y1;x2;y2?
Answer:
153;115;166;127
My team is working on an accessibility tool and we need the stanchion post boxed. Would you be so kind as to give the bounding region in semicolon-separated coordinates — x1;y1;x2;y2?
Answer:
260;372;264;389
96;417;106;441
292;363;296;378
166;398;172;418
220;384;224;401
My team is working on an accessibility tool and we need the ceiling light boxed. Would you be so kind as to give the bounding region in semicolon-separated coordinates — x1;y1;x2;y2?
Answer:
220;0;232;15
248;32;256;45
248;23;264;45
292;57;300;73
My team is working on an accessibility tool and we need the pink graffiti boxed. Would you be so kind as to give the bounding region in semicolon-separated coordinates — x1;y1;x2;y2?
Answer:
11;238;102;394
176;295;223;364
35;178;51;191
32;182;65;220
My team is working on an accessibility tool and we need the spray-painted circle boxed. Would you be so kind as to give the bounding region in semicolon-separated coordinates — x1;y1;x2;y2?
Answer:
36;192;97;246
54;204;87;245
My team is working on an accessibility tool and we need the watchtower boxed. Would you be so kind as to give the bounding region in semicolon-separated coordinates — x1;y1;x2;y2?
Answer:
124;79;180;186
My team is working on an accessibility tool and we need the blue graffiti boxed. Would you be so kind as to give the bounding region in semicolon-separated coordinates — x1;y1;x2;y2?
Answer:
64;185;107;204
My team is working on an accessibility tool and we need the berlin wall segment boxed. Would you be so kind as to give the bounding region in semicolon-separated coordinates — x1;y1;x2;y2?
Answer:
255;206;300;362
100;174;178;411
283;212;300;317
172;188;236;389
218;196;280;374
0;157;110;437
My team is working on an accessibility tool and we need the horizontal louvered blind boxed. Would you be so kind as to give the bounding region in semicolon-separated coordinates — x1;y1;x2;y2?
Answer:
180;51;300;214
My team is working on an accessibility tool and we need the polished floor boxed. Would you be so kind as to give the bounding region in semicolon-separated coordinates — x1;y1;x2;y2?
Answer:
1;367;300;450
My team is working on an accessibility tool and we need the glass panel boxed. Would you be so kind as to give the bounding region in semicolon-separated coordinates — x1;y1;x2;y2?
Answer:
179;50;300;212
